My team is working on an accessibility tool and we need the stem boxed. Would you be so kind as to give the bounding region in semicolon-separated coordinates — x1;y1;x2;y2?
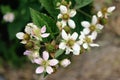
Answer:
38;75;46;80
77;9;92;18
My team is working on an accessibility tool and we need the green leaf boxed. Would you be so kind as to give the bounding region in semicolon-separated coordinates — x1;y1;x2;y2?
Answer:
39;0;58;19
8;22;25;40
55;49;64;58
75;0;93;9
30;8;59;40
30;8;47;27
0;5;12;14
0;40;8;59
43;72;48;78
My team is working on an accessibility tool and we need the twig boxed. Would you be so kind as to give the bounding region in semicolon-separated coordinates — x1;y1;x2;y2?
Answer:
77;9;92;18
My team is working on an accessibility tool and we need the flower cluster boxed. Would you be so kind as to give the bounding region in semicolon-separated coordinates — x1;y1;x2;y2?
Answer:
16;0;115;77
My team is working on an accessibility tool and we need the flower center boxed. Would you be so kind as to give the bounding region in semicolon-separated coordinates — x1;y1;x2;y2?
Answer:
62;14;69;20
33;28;40;36
42;60;49;67
101;7;107;15
24;34;30;40
89;25;96;31
85;37;92;43
67;39;75;47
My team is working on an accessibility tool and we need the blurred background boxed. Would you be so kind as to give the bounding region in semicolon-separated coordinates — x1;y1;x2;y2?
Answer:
0;0;120;80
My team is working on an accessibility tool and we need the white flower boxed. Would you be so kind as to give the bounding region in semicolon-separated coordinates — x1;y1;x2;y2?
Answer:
3;12;14;22
24;50;40;63
97;6;116;18
81;15;104;35
25;23;50;40
60;59;71;67
34;51;59;74
57;5;76;29
59;30;80;55
78;32;99;49
16;32;29;44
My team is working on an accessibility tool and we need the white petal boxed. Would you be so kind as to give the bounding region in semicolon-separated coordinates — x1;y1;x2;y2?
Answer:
105;14;108;19
97;11;103;17
41;33;50;38
89;43;99;47
65;47;72;54
23;50;32;55
83;43;88;49
83;28;90;35
20;40;27;44
32;24;38;29
41;26;46;33
68;19;76;29
25;26;31;34
107;6;115;13
34;58;43;64
77;40;83;45
43;51;49;60
59;42;66;50
92;15;97;25
90;31;97;40
61;20;67;28
72;43;80;55
57;14;62;19
16;32;24;39
69;9;76;17
79;31;85;39
49;59;59;66
71;32;78;40
62;30;68;40
81;21;90;28
60;5;68;14
96;24;104;30
46;66;53;74
35;66;44;74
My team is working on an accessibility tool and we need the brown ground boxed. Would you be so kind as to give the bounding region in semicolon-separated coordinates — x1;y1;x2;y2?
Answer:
0;0;120;80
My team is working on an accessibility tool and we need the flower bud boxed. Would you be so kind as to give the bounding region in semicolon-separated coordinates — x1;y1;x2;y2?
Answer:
60;59;71;67
61;0;68;6
99;18;108;25
63;26;71;33
46;43;55;53
25;41;34;49
56;21;62;30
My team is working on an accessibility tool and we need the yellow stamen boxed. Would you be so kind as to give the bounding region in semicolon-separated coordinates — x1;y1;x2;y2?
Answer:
89;25;96;31
62;14;69;20
67;39;75;47
85;37;92;43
